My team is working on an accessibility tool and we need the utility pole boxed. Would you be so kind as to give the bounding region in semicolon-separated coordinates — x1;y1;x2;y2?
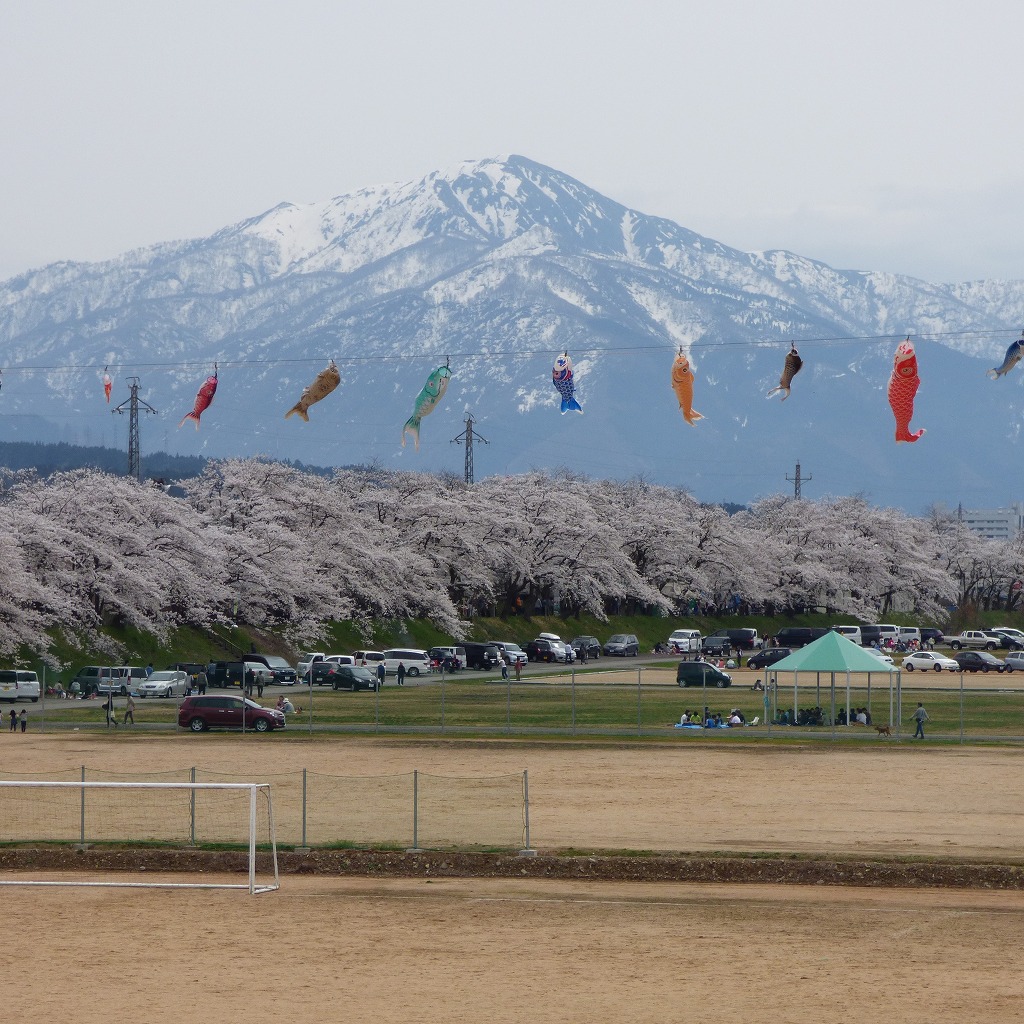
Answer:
450;414;489;484
112;377;157;482
786;461;811;499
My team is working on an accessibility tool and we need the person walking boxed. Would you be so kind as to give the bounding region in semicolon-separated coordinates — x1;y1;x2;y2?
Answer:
500;658;509;681
396;662;406;687
912;702;929;739
19;709;26;733
123;695;136;726
244;666;255;697
376;662;386;690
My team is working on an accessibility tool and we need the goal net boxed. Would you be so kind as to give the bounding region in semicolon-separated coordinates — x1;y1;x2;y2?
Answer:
0;781;279;894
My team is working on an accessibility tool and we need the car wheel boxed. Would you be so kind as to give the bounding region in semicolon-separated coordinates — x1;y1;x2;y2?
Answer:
951;641;961;650
985;642;996;651
409;667;420;677
120;685;128;696
189;718;206;733
904;663;914;672
982;664;990;673
932;664;941;672
715;679;727;688
333;682;341;691
253;718;270;732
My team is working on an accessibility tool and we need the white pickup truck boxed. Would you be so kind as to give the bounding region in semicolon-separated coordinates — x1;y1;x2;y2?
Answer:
943;631;999;651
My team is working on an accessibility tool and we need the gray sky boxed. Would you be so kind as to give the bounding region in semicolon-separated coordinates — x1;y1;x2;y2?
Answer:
1;0;1021;284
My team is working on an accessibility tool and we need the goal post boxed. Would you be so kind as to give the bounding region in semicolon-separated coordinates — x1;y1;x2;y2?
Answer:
0;781;279;894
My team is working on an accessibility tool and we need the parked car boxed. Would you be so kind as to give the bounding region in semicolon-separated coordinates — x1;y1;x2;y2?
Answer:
255;655;297;685
0;670;41;703
984;629;1024;650
831;625;862;645
428;646;466;670
602;633;639;657
901;651;959;672
1004;652;1024;672
382;648;432;676
177;695;286;732
525;639;560;663
307;661;343;686
773;626;830;648
137;669;189;698
700;635;733;657
69;666;117;697
490;641;528;666
461;642;503;671
746;647;793;670
210;661;271;689
569;636;601;660
865;648;895;666
538;633;573;663
325;654;356;666
352;650;387;671
952;651;1007;673
327;665;378;691
667;629;702;654
717;628;761;650
296;652;326;676
676;662;732;688
920;627;944;647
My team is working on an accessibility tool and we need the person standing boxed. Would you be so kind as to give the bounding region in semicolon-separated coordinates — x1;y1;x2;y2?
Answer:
145;663;153;678
514;658;522;682
912;702;929;739
244;667;255;697
196;668;208;695
105;693;117;728
397;662;406;687
19;709;26;733
8;708;16;732
376;662;386;690
123;695;136;726
501;658;509;681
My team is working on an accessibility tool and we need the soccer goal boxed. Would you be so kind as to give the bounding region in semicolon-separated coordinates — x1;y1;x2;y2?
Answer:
0;780;279;894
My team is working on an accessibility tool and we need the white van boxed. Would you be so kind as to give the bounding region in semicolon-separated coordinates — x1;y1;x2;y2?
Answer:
898;627;922;645
0;670;40;703
875;624;899;645
382;648;431;677
668;629;702;654
831;625;862;646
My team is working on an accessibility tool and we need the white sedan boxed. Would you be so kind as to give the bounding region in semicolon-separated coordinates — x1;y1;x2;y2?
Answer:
865;648;895;666
901;651;959;673
137;670;189;698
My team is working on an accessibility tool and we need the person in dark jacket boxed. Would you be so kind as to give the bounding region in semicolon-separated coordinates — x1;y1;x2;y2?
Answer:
397;662;406;686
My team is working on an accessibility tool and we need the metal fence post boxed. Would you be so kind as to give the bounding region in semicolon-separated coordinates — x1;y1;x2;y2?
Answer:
519;769;536;856
302;768;308;848
637;668;642;736
190;766;196;845
571;670;576;737
411;770;419;851
79;765;86;848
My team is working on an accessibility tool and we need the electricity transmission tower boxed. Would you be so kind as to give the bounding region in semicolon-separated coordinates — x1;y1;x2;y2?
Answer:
786;461;811;499
112;377;157;482
451;414;488;484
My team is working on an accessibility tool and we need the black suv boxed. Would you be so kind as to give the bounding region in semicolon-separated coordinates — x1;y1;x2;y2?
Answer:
677;662;732;688
747;647;793;670
462;642;503;670
570;636;601;659
525;639;558;663
701;635;733;656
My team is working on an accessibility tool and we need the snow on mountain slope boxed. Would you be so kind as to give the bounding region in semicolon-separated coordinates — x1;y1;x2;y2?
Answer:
0;154;1023;509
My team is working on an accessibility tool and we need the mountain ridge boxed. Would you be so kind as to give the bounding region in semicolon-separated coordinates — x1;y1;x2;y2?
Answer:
1;155;1022;509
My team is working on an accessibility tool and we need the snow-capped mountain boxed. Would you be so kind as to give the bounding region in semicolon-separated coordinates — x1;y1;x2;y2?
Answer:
1;154;1022;510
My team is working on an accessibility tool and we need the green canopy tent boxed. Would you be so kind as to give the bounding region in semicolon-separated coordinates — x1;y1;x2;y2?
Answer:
764;631;900;735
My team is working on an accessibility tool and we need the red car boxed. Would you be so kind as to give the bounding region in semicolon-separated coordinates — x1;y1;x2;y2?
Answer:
177;695;286;733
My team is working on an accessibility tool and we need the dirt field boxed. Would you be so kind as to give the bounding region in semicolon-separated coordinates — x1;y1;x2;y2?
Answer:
5;734;1024;1022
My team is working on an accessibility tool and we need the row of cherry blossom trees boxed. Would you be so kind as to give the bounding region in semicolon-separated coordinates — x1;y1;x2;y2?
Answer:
0;458;1019;661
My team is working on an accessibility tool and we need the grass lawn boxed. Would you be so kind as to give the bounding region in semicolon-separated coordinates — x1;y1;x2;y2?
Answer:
29;667;1024;742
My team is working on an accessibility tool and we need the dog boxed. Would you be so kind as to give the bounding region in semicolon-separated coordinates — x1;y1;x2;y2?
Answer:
875;725;892;737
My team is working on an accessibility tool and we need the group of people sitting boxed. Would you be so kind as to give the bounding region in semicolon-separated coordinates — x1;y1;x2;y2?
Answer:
274;695;300;714
773;705;873;726
677;708;747;728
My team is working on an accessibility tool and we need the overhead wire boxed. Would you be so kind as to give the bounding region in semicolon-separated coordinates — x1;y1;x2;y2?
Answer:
0;326;1020;376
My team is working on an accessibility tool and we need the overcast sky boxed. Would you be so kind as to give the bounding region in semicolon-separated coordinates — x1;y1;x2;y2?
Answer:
1;0;1021;284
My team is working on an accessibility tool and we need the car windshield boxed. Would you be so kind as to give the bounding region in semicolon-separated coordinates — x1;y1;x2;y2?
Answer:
147;672;178;682
350;668;375;682
608;635;627;643
504;643;524;652
264;656;290;668
243;698;264;709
